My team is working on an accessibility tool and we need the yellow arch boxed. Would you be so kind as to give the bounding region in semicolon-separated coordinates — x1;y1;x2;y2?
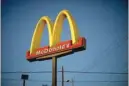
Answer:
52;10;80;46
30;10;80;54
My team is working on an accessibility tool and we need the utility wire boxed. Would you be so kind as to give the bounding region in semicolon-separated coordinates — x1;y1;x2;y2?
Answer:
71;36;128;85
58;71;128;74
1;71;128;74
2;78;128;83
73;36;128;77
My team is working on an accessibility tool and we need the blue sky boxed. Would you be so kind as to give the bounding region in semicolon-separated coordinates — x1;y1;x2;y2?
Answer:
1;0;128;86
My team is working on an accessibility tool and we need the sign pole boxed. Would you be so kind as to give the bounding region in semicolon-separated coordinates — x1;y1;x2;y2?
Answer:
52;57;57;86
23;79;25;86
21;74;28;86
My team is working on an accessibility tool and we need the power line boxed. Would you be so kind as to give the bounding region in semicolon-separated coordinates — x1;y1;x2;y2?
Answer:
2;71;51;73
79;36;128;72
2;78;127;83
58;71;128;74
71;36;128;86
73;36;128;78
1;71;128;74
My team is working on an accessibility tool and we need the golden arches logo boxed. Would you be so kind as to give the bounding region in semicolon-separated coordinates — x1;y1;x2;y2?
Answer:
30;10;79;54
26;9;86;61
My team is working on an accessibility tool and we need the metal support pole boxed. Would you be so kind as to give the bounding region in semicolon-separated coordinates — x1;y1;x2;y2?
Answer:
72;79;74;86
23;79;25;86
62;66;64;86
52;57;57;86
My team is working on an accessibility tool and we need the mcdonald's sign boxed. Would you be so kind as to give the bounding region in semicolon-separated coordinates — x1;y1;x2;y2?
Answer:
26;10;86;61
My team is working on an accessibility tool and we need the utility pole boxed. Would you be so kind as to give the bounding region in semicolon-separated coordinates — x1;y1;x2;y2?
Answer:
62;66;64;86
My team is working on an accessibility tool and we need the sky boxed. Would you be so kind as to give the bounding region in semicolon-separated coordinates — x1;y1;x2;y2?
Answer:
1;0;128;86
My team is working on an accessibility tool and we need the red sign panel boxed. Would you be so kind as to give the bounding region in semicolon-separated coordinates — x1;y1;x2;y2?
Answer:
26;37;86;61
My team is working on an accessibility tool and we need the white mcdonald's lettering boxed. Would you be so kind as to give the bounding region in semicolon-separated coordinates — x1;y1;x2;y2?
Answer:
36;43;70;55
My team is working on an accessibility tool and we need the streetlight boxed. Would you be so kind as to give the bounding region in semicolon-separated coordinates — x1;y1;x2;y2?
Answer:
66;79;74;86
